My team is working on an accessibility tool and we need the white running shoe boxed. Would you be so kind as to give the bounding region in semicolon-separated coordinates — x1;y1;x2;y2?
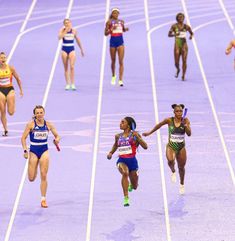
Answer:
65;84;70;90
111;75;116;85
118;80;123;86
179;184;185;195
171;172;176;183
71;84;76;90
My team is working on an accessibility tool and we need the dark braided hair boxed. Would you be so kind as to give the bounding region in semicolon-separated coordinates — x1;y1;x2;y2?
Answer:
124;116;136;131
171;104;185;110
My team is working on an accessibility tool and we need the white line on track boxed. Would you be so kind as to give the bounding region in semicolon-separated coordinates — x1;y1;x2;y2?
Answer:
3;1;74;241
181;0;235;186
7;0;37;63
144;1;171;241
3;2;37;240
85;1;110;240
218;0;235;34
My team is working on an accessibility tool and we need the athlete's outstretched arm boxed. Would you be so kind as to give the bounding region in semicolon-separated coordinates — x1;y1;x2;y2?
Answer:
142;118;169;137
107;134;119;159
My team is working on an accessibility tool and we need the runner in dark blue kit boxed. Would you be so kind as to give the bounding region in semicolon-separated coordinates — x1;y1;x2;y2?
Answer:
21;106;60;208
59;19;84;90
104;8;129;87
143;104;191;195
107;117;147;206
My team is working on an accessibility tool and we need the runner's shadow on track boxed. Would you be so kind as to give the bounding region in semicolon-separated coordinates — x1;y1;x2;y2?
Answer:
16;209;47;228
168;196;188;218
102;221;140;241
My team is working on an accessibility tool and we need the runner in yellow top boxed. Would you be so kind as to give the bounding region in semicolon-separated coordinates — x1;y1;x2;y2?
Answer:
0;52;23;136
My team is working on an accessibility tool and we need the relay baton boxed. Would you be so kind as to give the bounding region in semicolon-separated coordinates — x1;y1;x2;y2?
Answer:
53;140;60;151
182;108;188;120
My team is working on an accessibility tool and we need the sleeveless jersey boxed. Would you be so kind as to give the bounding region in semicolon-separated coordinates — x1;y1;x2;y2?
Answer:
0;64;13;87
30;120;49;146
168;117;185;152
118;133;137;158
175;24;187;39
62;29;75;47
110;20;124;36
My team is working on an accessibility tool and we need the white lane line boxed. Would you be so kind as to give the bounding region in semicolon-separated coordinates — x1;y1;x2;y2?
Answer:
144;1;171;241
218;0;235;34
42;0;74;107
181;0;235;186
85;1;110;240
3;1;37;240
3;1;74;241
7;0;37;63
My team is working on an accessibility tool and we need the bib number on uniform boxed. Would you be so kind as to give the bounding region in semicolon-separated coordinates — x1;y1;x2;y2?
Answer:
118;145;132;155
34;131;48;140
170;134;185;143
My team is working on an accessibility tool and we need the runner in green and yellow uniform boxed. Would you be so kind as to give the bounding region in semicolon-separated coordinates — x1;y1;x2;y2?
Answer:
143;104;191;194
168;13;193;81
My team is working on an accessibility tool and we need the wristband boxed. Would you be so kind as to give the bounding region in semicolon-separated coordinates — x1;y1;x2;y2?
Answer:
24;150;27;153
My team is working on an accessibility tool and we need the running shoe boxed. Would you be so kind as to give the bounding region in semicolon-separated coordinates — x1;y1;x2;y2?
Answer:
41;200;48;208
123;196;129;207
175;68;180;78
2;130;8;136
179;184;185;195
65;84;70;90
71;84;76;90
111;75;116;85
118;80;124;87
128;184;133;192
171;172;176;183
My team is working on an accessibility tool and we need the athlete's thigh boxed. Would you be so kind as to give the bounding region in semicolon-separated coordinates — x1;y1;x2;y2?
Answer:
176;147;187;166
117;45;125;63
117;162;129;175
181;43;188;62
166;144;176;161
110;47;117;61
0;92;6;111
28;152;39;177
39;150;49;174
6;91;15;114
61;51;69;68
68;50;76;66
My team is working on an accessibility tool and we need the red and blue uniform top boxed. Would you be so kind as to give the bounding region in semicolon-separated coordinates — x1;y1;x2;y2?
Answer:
110;20;124;37
118;133;137;158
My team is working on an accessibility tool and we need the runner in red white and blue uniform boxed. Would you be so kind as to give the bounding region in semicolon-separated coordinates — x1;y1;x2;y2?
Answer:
107;117;148;207
104;8;129;87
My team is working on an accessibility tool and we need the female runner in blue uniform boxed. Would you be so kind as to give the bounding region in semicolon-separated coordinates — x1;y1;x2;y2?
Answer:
58;19;84;90
225;39;235;69
168;13;193;81
143;104;191;194
107;117;148;206
104;8;129;87
21;106;60;208
0;52;23;136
